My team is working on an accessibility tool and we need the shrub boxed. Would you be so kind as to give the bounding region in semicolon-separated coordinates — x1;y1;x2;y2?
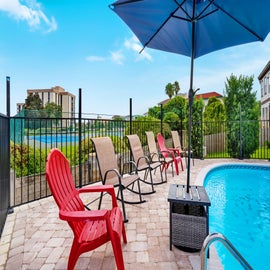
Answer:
10;143;46;177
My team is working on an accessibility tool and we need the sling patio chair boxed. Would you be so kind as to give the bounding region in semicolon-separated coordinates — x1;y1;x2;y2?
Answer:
157;133;184;175
126;134;166;187
145;131;174;178
171;130;194;167
91;136;147;223
46;148;127;270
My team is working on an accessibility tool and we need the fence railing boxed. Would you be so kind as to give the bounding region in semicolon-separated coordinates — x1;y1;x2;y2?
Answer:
8;117;270;209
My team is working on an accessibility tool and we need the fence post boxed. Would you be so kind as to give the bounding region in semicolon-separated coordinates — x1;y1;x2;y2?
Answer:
78;88;82;187
180;107;183;146
6;76;13;214
239;104;243;160
129;98;132;172
129;98;132;135
160;104;163;135
200;106;204;159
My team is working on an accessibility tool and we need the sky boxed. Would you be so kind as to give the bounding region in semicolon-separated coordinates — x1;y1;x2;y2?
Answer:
0;0;270;117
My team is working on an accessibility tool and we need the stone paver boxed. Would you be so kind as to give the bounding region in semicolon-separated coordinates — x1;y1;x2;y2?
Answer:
0;158;268;269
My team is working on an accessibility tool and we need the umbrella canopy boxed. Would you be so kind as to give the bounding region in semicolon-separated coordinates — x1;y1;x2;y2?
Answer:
109;0;270;192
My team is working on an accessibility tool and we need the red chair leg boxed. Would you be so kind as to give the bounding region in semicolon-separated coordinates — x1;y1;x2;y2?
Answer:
67;240;80;270
111;233;125;270
180;160;184;171
174;159;179;175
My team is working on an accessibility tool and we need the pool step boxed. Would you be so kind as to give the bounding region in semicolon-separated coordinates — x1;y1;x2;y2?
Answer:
189;247;223;270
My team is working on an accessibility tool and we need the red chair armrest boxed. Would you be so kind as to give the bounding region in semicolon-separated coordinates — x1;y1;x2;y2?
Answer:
78;185;118;208
168;147;180;156
79;185;114;193
59;209;108;222
160;149;175;158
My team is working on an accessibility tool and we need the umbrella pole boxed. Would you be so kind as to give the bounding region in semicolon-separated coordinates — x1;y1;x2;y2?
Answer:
187;77;194;194
186;9;197;193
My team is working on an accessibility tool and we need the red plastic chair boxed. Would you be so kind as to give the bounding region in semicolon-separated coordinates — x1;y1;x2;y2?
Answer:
157;133;184;175
46;148;127;270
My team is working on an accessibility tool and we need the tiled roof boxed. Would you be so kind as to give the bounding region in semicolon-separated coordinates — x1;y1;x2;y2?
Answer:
195;91;223;100
158;91;223;106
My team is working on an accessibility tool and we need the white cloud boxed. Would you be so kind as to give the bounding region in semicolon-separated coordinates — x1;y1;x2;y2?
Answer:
0;0;57;32
86;56;106;62
110;50;125;65
124;35;153;62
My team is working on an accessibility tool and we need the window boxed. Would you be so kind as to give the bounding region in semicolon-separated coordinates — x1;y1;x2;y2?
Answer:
264;77;268;95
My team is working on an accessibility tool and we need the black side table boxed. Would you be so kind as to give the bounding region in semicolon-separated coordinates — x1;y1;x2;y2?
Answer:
168;184;211;251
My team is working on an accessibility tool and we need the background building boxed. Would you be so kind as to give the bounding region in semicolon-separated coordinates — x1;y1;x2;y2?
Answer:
17;86;76;119
258;61;270;121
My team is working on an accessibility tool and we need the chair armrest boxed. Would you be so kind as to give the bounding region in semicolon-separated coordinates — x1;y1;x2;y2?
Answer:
137;155;150;165
123;160;139;174
160;149;176;158
168;147;181;156
79;185;118;208
79;185;114;194
149;152;162;162
59;209;108;222
104;168;121;179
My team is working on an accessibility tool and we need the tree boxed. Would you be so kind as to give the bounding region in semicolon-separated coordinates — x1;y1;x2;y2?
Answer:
24;93;45;129
147;96;187;136
172;81;180;96
163;96;187;118
163;111;180;131
44;102;62;118
43;102;62;128
148;105;161;119
190;98;204;158
25;93;43;110
203;97;225;134
165;83;174;99
125;115;163;145
112;115;124;121
165;81;180;98
224;74;260;158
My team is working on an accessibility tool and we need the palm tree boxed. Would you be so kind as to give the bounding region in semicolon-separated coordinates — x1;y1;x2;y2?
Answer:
165;83;174;99
173;81;180;96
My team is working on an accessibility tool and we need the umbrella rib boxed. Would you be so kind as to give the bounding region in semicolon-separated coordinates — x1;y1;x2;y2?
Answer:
173;0;218;22
174;0;193;21
140;6;181;52
195;0;218;21
212;2;264;41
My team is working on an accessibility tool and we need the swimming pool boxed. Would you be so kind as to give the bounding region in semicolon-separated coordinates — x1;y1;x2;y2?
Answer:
29;134;84;143
203;164;270;270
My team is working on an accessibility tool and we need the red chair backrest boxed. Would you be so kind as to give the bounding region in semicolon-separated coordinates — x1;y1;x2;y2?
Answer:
46;148;85;237
157;133;169;158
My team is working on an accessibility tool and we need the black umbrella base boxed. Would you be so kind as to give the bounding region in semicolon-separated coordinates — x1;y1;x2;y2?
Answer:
174;245;200;253
168;185;211;252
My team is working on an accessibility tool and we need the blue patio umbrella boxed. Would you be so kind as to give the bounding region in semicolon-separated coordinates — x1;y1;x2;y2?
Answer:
109;0;270;193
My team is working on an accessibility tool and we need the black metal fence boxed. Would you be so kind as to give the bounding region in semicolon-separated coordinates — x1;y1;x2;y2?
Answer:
0;114;10;237
7;116;270;211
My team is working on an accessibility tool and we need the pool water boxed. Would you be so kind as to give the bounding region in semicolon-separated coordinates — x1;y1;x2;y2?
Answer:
204;164;270;270
30;134;84;143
